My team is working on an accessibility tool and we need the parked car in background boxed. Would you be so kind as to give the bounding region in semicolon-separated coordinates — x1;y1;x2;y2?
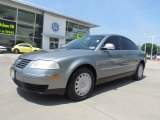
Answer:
0;45;8;53
157;54;160;60
11;43;41;54
10;34;146;101
0;40;27;53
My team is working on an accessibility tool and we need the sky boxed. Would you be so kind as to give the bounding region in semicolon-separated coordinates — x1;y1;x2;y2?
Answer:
21;0;160;45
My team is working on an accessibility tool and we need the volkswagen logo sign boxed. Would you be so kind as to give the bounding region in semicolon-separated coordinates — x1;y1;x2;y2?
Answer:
52;23;59;31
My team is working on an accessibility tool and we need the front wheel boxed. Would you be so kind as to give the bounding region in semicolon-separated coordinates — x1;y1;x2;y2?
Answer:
13;49;19;54
66;68;95;101
132;63;144;80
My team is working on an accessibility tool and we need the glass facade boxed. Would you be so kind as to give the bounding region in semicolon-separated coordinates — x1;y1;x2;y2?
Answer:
17;23;34;37
65;21;90;43
0;4;17;21
0;4;43;49
18;9;35;24
0;34;15;47
0;3;92;50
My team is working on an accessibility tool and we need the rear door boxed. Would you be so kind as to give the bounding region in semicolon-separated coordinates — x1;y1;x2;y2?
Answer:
99;36;126;78
121;37;139;72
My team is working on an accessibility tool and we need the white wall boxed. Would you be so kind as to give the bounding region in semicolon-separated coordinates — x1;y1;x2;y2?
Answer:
42;36;50;50
43;12;66;36
42;12;66;50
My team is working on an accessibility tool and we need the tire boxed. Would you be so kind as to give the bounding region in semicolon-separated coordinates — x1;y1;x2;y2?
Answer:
66;68;95;101
132;63;144;80
13;49;19;54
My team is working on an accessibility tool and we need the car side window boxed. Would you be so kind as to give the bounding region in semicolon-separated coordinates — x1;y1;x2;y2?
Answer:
19;45;24;47
132;41;138;50
19;44;31;47
103;36;122;50
121;37;137;50
24;44;31;47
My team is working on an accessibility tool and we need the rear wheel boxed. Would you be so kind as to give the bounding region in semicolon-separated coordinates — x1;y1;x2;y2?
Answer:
132;63;144;80
13;49;19;54
66;68;95;101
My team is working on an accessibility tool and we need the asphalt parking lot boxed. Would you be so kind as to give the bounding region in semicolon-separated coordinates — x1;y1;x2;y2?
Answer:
0;53;160;120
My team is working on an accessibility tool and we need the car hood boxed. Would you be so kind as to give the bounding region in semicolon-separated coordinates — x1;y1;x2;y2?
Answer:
19;49;94;60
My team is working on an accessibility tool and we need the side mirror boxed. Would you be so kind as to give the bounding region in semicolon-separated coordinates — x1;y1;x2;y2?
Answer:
101;43;115;50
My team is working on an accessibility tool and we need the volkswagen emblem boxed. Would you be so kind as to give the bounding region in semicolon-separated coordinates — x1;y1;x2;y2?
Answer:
52;23;59;31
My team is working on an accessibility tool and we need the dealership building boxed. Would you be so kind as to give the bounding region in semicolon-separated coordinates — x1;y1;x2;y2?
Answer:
0;0;97;50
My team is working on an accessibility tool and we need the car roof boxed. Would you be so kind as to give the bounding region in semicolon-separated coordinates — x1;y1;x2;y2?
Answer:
90;34;126;38
17;43;30;45
90;34;133;41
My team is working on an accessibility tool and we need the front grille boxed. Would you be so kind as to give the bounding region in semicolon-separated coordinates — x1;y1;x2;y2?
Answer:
15;59;31;69
14;79;48;92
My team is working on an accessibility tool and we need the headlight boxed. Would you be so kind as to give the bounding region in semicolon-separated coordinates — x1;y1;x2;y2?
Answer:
30;60;60;69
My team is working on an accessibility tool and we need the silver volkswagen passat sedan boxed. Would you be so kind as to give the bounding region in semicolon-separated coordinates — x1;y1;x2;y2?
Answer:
10;34;146;100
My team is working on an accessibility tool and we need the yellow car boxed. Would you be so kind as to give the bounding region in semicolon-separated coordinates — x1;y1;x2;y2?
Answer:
12;43;41;54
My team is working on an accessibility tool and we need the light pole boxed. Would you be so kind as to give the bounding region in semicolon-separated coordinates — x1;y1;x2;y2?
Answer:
149;36;155;60
157;46;159;59
143;34;147;53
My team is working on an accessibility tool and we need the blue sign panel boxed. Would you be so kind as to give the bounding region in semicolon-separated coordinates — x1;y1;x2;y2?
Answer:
52;23;59;31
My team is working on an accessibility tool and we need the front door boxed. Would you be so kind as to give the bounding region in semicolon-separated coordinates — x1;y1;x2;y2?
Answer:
20;44;32;52
100;36;126;78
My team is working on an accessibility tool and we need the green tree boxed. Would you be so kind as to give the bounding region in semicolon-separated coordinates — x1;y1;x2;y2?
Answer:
141;43;160;54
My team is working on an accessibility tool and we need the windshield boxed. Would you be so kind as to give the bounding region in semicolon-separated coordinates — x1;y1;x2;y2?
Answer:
63;35;105;50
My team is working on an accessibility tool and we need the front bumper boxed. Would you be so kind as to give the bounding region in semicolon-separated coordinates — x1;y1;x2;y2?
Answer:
13;78;48;92
10;66;67;95
13;78;65;94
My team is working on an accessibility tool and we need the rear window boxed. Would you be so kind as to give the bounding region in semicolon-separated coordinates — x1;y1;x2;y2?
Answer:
121;37;138;50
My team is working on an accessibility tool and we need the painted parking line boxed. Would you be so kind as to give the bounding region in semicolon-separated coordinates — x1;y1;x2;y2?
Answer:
0;54;20;59
0;54;6;57
0;61;12;63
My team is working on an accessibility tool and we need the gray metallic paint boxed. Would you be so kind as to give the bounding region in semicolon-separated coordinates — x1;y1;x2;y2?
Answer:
11;34;146;95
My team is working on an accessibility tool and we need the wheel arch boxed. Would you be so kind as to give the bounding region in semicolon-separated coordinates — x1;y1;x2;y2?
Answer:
139;60;145;68
13;48;20;53
65;63;97;92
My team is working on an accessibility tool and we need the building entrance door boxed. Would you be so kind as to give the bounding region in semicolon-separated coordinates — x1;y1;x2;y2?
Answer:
49;37;59;49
